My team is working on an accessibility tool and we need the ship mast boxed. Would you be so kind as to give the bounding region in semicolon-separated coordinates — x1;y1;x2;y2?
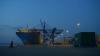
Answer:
40;19;47;44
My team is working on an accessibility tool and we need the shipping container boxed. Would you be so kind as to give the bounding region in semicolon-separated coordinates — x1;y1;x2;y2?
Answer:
74;32;96;47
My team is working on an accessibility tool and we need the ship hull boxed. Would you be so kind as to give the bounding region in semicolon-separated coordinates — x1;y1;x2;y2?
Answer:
16;32;42;45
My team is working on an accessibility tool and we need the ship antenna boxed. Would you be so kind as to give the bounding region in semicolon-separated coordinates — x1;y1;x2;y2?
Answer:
27;24;29;32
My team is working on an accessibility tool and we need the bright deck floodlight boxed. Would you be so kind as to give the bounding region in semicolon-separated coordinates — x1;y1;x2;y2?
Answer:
66;30;69;33
76;22;80;32
77;23;80;27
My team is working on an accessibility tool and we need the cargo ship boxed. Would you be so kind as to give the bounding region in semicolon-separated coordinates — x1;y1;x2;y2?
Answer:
16;27;63;45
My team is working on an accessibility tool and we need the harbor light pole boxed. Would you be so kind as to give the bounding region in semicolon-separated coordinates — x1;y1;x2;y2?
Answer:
76;22;80;33
76;22;81;47
64;30;69;45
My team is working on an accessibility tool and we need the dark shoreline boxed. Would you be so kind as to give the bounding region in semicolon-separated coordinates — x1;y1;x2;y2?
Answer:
0;46;100;56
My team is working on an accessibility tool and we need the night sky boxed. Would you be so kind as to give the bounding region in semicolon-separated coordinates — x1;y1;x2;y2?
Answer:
0;0;100;44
